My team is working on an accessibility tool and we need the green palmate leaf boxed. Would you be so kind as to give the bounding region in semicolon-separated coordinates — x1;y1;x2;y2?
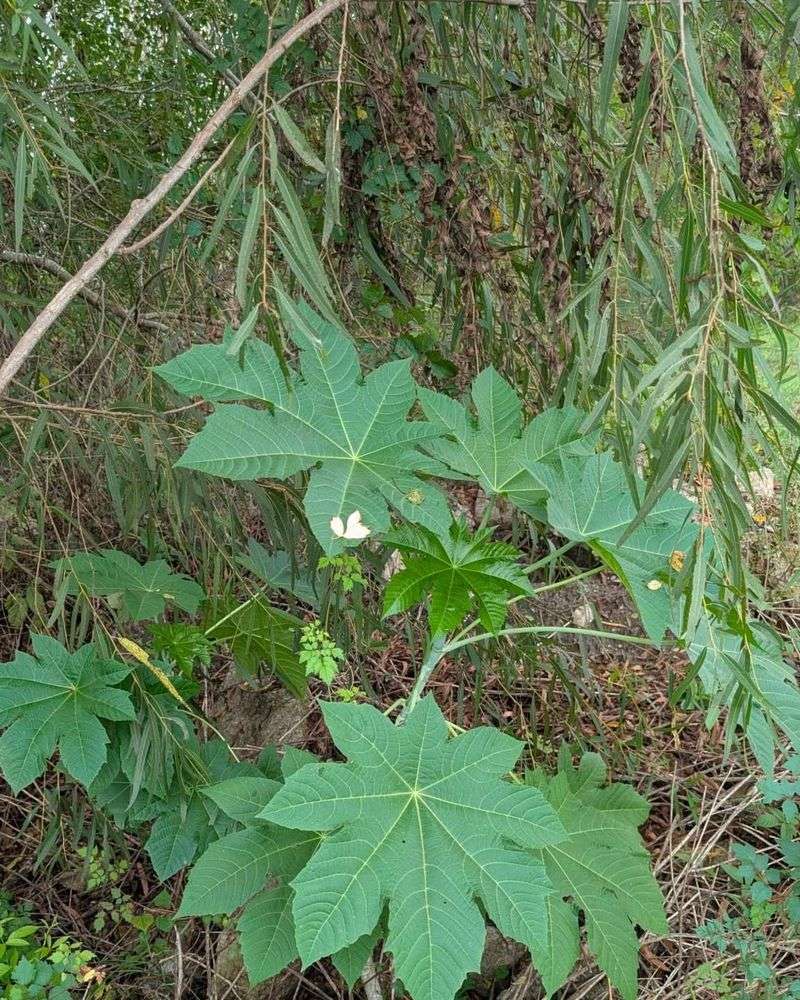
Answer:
156;305;450;553
186;750;364;987
202;776;283;825
178;825;319;918
238;884;298;984
538;452;698;640
90;734;260;881
525;754;667;1000
149;623;212;676
237;540;318;606
146;753;252;883
260;698;566;1000
0;635;134;793
331;921;383;988
281;746;318;778
56;549;204;622
418;367;595;517
197;796;372;986
144;739;250;881
204;596;306;698
179;767;320;986
383;519;533;634
146;810;201;880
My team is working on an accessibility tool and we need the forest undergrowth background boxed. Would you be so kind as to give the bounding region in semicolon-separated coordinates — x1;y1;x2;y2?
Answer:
3;1;800;998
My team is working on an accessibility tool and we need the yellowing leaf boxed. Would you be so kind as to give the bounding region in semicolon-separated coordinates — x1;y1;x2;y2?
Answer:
669;550;685;571
117;636;187;707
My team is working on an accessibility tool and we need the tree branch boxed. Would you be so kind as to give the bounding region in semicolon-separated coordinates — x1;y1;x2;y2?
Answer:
0;0;344;398
117;135;238;256
0;251;167;331
159;0;259;112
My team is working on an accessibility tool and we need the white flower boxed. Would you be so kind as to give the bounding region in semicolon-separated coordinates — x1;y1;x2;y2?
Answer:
330;510;371;540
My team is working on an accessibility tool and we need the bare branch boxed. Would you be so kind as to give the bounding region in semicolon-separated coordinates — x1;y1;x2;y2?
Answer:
0;0;344;398
118;135;238;256
159;0;259;112
0;251;167;331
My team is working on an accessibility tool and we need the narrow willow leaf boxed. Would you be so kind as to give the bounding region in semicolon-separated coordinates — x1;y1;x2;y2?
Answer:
597;1;628;131
14;135;26;249
225;306;260;357
272;104;325;173
679;19;737;170
200;141;256;266
356;215;411;306
272;166;338;319
322;115;341;246
236;185;263;309
689;617;800;758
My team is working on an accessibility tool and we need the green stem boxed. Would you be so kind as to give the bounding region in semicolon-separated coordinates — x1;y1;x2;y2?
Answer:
397;633;447;724
447;565;603;648
443;624;661;656
522;539;578;575
527;565;603;597
396;619;657;724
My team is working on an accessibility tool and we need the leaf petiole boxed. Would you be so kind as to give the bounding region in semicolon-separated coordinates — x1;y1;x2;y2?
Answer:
397;633;447;724
444;624;662;655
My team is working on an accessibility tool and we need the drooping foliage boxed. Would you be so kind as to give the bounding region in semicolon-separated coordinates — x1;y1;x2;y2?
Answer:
2;2;800;998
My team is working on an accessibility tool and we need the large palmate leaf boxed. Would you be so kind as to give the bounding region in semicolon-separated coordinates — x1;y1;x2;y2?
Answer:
238;539;318;606
525;753;667;1000
537;451;698;640
418;367;595;516
260;697;566;1000
205;596;307;697
182;749;378;987
0;635;134;792
156;306;450;553
144;740;256;881
383;519;533;634
56;549;204;621
179;757;322;986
